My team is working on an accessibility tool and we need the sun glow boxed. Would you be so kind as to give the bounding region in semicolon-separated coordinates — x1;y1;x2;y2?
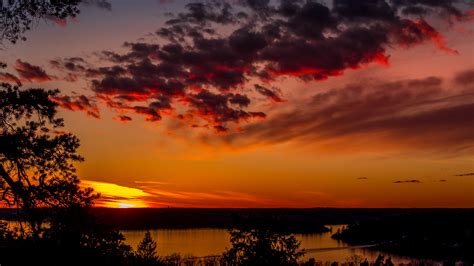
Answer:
108;199;150;208
118;202;135;208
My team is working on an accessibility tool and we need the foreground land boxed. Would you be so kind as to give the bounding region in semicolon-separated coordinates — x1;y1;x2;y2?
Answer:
1;208;473;265
332;209;474;262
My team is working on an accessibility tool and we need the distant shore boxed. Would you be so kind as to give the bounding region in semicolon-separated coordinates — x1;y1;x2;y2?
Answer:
2;208;473;232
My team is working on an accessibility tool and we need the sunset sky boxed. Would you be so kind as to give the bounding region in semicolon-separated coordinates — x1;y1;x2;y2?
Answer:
1;0;473;208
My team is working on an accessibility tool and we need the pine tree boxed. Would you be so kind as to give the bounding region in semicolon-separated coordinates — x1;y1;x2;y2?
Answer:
135;231;158;262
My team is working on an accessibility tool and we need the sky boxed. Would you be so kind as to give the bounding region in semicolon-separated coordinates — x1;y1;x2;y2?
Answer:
1;0;474;208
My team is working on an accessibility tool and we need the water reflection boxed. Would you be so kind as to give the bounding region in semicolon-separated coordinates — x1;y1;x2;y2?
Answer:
122;225;419;263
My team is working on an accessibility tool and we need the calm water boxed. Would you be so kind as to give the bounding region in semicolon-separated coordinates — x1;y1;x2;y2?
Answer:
122;225;421;263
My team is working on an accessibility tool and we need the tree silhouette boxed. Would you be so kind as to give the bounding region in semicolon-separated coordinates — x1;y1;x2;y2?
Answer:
134;231;160;265
0;78;96;238
223;227;304;266
0;0;81;44
0;3;134;265
0;75;136;266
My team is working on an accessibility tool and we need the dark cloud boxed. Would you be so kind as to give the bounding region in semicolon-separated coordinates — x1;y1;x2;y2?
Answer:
393;179;422;183
51;95;100;118
228;93;251;107
357;177;369;180
229;28;268;55
186;90;265;131
254;84;284;102
334;0;395;20
53;0;472;131
116;115;133;123
131;106;162;122
14;59;52;82
439;179;447;182
454;173;474;177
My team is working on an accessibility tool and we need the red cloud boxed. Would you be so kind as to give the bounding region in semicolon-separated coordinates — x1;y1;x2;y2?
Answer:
0;72;21;85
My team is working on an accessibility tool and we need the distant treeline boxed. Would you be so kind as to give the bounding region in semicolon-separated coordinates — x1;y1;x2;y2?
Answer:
3;208;472;232
93;208;474;232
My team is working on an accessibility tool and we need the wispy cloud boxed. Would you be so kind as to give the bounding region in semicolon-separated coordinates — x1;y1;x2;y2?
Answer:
223;73;474;155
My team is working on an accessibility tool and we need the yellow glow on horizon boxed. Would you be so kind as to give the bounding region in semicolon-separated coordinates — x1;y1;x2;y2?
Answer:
81;180;151;208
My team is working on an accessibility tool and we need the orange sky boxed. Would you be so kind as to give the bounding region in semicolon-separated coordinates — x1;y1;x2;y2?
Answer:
1;1;473;208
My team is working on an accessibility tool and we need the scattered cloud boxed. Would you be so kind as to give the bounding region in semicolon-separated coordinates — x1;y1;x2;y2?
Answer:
357;177;368;180
454;173;474;177
14;59;53;82
115;115;133;123
51;95;100;118
393;180;422;184
50;57;90;82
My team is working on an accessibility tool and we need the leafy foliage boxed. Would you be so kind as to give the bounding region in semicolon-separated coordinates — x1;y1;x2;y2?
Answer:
0;0;81;44
0;80;97;237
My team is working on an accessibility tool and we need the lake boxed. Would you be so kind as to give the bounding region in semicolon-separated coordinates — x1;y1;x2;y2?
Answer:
122;225;423;263
1;220;441;263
